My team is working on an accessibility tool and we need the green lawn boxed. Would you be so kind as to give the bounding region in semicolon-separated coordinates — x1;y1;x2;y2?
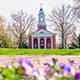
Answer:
0;48;80;55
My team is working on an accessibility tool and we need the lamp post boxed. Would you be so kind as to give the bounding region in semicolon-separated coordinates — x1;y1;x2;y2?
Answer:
78;34;80;48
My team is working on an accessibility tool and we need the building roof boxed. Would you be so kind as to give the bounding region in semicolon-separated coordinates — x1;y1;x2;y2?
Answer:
29;29;56;37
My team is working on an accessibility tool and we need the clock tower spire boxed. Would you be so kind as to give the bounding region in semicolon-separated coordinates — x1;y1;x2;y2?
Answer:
37;4;46;30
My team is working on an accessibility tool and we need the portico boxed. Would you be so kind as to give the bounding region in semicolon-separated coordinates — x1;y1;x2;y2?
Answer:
32;36;53;49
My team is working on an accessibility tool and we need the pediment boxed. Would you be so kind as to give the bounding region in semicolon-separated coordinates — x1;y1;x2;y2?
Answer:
31;29;54;37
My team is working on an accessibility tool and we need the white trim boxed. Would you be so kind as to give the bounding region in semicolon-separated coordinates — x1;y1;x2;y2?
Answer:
38;37;40;48
31;29;53;37
51;36;53;49
32;36;53;49
32;36;33;49
45;37;46;49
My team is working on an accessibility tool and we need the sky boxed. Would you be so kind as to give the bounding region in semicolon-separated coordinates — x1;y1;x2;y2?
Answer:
0;0;73;19
0;0;79;35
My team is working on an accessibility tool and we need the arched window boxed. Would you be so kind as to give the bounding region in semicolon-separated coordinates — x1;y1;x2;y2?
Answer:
40;38;44;48
47;38;51;48
33;39;38;48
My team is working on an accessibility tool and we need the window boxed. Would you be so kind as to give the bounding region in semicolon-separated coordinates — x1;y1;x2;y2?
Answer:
40;17;43;21
40;31;44;34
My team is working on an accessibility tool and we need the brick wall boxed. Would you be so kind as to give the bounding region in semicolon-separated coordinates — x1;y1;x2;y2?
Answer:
29;36;32;48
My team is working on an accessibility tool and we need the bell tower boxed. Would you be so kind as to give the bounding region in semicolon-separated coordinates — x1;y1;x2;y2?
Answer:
37;4;46;30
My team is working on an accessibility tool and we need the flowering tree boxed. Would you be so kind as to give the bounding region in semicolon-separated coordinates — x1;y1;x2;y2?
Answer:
0;16;12;48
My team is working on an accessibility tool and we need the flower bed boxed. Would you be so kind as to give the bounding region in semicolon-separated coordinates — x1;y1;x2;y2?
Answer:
0;58;80;80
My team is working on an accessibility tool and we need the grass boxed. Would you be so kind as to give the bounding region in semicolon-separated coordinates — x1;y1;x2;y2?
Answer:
0;48;80;55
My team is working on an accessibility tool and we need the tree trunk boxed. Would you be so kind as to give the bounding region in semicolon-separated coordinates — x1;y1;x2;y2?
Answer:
19;34;22;48
78;34;80;48
79;38;80;48
62;26;64;49
64;40;66;48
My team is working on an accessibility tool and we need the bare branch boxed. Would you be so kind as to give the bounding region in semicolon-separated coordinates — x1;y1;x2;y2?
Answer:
48;4;76;48
8;10;35;48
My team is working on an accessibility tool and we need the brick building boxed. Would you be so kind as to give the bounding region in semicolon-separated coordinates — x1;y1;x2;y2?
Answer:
28;6;56;49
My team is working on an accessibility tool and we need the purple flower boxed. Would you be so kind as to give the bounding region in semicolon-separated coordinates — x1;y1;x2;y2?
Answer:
18;59;33;73
70;60;74;64
60;63;65;69
60;62;71;74
33;68;39;74
3;63;9;67
18;58;23;64
25;60;33;68
44;62;49;66
18;58;26;70
44;68;51;77
25;74;30;78
32;68;40;77
19;58;33;67
66;67;71;73
74;70;80;80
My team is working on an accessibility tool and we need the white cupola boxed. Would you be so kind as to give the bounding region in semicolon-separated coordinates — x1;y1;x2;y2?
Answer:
37;4;46;30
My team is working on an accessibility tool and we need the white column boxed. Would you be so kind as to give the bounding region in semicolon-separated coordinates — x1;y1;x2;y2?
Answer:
51;36;53;49
45;37;46;49
38;37;40;49
32;36;33;49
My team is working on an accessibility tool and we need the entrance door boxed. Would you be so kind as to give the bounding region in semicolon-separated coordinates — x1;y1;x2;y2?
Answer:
40;38;44;48
33;39;38;48
46;38;51;48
